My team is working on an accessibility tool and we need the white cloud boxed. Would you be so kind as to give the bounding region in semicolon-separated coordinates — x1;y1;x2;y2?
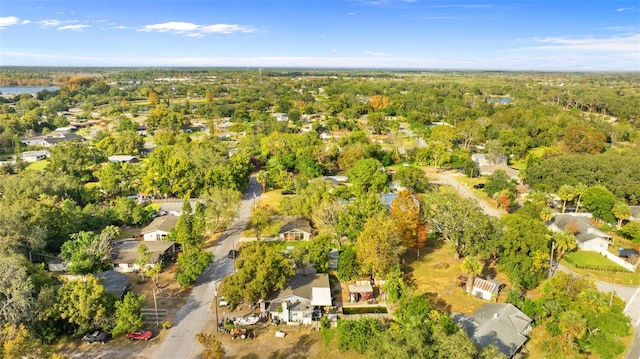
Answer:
113;25;129;30
616;7;635;12
0;16;20;29
140;21;255;36
21;20;31;25
528;34;640;52
58;24;89;31
40;19;62;27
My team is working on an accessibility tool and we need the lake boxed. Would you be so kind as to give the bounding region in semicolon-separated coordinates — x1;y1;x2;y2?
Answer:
0;86;59;95
486;97;512;104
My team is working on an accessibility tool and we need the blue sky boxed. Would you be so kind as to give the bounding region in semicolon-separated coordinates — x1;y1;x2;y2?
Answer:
1;0;638;71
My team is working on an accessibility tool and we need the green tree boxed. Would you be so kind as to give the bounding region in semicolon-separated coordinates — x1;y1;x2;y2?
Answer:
307;234;332;273
356;213;404;278
552;231;577;261
112;292;145;337
393;166;430;193
347;158;388;194
483;169;516;197
203;187;241;234
60;230;114;275
612;202;631;229
557;184;576;214
136;244;151;281
337;246;359;282
338;317;383;354
0;256;34;326
220;242;294;305
55;276;115;334
47;141;99;182
250;207;272;240
582;185;618;223
176;250;212;288
498;214;551;290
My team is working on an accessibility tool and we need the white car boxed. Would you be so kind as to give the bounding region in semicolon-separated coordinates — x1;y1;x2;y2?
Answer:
219;296;228;307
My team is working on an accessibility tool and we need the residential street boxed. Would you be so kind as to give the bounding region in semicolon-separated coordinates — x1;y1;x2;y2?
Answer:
154;176;261;359
430;170;505;218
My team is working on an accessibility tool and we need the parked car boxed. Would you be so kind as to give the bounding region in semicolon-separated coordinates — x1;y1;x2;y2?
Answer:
219;296;229;307
473;183;485;189
82;331;111;344
228;249;239;259
619;248;639;258
281;190;295;195
126;330;152;341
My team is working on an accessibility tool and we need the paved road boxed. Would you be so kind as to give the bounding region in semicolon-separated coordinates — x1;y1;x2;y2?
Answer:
154;176;261;359
430;171;505;218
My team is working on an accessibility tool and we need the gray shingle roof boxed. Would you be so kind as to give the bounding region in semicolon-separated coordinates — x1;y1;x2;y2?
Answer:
140;215;179;234
453;303;532;358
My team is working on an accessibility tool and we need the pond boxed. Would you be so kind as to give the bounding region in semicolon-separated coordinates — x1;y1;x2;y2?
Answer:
342;306;388;314
486;97;512;104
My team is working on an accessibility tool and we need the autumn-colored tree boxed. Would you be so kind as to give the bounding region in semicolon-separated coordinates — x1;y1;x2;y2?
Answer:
148;91;159;105
196;332;225;359
370;95;391;111
496;190;514;212
390;191;427;257
205;89;214;103
561;124;606;154
356;213;404;278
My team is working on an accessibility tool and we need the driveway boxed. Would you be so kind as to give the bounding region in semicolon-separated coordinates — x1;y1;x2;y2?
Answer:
154;176;261;359
430;171;505;218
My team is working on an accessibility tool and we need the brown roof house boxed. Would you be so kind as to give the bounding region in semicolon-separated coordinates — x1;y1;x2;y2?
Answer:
265;273;332;325
453;303;533;358
140;215;179;242
111;240;176;273
278;217;313;241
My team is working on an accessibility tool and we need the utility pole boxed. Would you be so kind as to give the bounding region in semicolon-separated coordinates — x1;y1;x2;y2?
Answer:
214;281;219;328
548;241;555;279
153;287;159;326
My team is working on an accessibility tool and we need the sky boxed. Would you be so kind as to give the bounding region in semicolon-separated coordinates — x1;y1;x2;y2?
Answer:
0;0;639;71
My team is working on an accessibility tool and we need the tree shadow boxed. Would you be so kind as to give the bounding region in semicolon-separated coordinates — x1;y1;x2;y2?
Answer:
262;333;317;359
423;292;452;313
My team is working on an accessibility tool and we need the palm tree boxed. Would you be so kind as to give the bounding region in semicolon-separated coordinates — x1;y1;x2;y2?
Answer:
540;206;554;224
557;184;575;214
461;256;484;294
573;183;587;213
554;231;577;260
612;202;631;229
256;170;269;192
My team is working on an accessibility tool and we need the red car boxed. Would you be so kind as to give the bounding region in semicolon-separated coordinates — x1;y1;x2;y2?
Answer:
126;330;152;341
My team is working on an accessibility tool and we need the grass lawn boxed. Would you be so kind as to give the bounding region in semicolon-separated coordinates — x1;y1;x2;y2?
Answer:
24;159;48;171
563;251;628;271
561;256;640;286
405;243;511;314
118;226;141;239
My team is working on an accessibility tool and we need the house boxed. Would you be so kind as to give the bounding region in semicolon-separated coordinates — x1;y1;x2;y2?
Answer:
271;113;288;122
278;217;313;241
453;303;533;358
629;206;640;221
107;155;137;164
94;270;130;299
111;240;176;273
470;277;504;301
266;273;332;325
39;133;85;147
20;150;50;162
380;192;419;209
549;214;611;252
47;257;68;272
471;153;508;167
139;215;179;241
348;281;374;302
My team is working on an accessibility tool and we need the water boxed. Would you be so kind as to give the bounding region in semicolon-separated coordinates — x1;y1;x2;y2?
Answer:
486;97;512;104
0;86;59;95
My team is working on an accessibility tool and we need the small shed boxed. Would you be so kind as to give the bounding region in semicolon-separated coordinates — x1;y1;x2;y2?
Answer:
108;155;137;164
348;282;374;302
471;277;504;301
47;257;68;272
